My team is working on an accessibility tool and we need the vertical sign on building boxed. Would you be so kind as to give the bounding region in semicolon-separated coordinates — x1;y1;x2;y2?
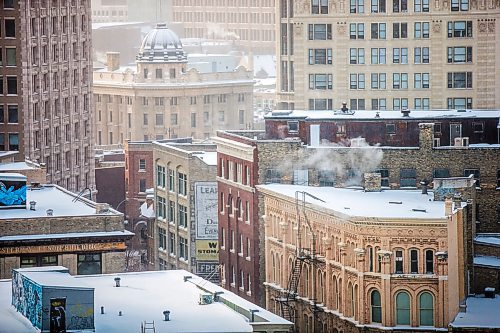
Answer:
194;182;219;283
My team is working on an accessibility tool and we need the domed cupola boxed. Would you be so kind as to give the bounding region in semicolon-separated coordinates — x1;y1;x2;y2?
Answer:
136;23;187;63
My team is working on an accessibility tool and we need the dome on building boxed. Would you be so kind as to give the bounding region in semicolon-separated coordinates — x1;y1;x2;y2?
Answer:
136;23;187;63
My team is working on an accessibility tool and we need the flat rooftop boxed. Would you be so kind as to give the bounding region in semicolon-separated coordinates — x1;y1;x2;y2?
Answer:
266;109;500;121
0;185;120;219
0;269;291;333
451;295;500;329
258;185;449;219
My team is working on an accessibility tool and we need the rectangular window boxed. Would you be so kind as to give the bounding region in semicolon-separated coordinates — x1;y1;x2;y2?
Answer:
157;196;166;219
392;48;408;64
139;179;146;192
350;98;365;110
349;73;365;89
169;232;176;255
371;23;386;39
410;249;418;274
318;170;335;186
5;19;15;37
309;98;333;110
8;133;19;150
171;113;178;125
414;98;430;110
308;48;333;64
414;22;430;38
308;24;332;40
157;165;166;188
451;0;468;11
7;76;17;94
447;47;473;63
77;254;102;275
155;68;162;79
371;73;387;89
414;0;429;11
371;0;386;12
179;205;188;228
139;159;146;170
168;169;175;191
371;98;387;110
155;113;164;126
447;72;473;88
392;0;407;12
392;22;408;39
158;227;167;249
191;113;197;127
395;250;403;273
425;250;434;274
349;48;365;64
7;105;18;123
6;48;16;66
448;21;473;37
370;48;386;64
414;73;430;89
392;73;408;89
433;168;450;178
447;98;472;109
312;0;329;13
309;74;333;90
400;168;417;187
414;47;430;64
350;0;365;12
349;23;365;39
178;172;187;196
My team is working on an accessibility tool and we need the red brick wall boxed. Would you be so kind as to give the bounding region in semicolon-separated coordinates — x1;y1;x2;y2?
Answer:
95;166;125;212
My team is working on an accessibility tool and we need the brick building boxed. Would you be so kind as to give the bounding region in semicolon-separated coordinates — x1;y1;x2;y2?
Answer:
215;112;500;306
153;141;219;282
259;182;471;332
95;149;125;212
0;0;95;192
0;177;132;279
276;0;500;110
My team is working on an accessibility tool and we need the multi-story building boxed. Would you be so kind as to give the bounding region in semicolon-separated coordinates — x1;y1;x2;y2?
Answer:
0;173;132;279
153;141;218;282
93;24;254;145
0;0;95;192
90;0;128;23
171;0;275;54
276;0;500;110
215;110;500;306
259;180;472;332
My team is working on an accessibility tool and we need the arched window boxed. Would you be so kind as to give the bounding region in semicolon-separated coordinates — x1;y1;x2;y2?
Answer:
396;291;411;325
425;250;434;274
371;290;382;323
419;292;434;326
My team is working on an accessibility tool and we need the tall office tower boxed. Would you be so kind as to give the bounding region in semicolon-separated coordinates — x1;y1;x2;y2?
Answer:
171;0;276;54
0;0;95;192
276;0;500;111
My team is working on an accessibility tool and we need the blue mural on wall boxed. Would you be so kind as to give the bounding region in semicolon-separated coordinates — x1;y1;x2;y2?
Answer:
12;270;43;329
0;182;26;206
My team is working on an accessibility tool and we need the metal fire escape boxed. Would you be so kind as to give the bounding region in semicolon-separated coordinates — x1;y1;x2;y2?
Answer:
277;191;325;331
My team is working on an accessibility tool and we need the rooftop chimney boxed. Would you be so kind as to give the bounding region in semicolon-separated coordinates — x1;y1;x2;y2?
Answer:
363;173;382;192
106;52;120;71
340;102;349;113
114;277;121;287
420;179;429;194
163;310;170;321
46;209;53;216
401;109;411;117
29;201;37;211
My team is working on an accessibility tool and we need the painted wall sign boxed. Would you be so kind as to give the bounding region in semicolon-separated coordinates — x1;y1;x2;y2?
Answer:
0;241;126;255
0;176;27;209
50;298;66;333
195;240;219;261
194;182;218;240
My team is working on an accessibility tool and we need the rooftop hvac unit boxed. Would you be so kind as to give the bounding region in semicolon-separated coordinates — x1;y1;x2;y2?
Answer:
199;293;214;305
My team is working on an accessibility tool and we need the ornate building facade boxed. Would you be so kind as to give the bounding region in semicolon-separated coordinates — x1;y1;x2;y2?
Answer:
260;183;471;332
0;0;95;192
93;24;254;145
276;0;500;110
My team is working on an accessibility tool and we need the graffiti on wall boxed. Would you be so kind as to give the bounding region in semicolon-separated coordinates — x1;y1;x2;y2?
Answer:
11;270;43;329
67;303;94;330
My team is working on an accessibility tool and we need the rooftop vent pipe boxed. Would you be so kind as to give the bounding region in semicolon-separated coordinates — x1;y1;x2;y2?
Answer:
46;209;53;216
401;109;411;117
420;180;429;194
340;102;349;113
114;277;121;287
29;201;37;211
163;310;170;321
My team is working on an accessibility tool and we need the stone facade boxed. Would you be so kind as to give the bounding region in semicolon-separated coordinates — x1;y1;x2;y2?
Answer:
0;0;95;192
260;185;469;332
277;0;500;110
153;141;218;281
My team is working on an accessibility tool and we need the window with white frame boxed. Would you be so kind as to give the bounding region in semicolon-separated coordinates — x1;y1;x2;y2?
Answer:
393;98;408;110
371;0;386;12
309;99;333;110
349;23;365;39
158;227;166;250
371;73;386;89
414;73;430;89
157;196;166;219
448;21;472;37
392;73;408;89
414;47;430;64
371;48;386;64
393;48;408;64
414;98;430;110
350;99;366;110
350;48;365;64
309;74;333;90
371;23;386;39
371;98;387;110
157;165;166;188
447;47;472;63
168;169;175;191
447;97;472;109
312;0;329;13
169;232;176;255
178;172;187;195
349;73;365;89
179;236;188;260
308;48;333;65
414;22;430;38
178;204;188;228
451;0;468;11
392;0;407;12
308;24;332;40
350;0;365;13
447;72;472;88
414;0;429;11
395;249;404;273
392;22;408;38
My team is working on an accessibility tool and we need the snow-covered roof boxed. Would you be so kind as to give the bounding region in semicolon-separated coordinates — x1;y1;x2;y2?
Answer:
140;201;155;218
258;185;448;220
451;295;500;328
0;185;120;219
193;151;218;166
0;231;133;242
266;109;500;121
0;162;38;171
474;235;500;247
0;269;292;333
473;255;500;268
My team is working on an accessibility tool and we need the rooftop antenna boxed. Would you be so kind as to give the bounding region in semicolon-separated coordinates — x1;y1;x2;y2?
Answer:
72;187;92;203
